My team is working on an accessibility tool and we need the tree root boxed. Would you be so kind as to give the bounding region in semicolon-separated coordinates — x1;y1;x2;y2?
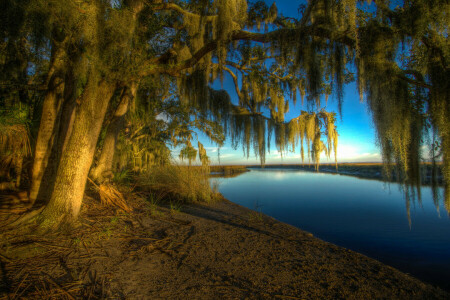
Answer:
7;206;45;228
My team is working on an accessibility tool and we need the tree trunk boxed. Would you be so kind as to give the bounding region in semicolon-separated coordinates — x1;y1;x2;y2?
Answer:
39;71;78;204
39;77;116;225
57;70;78;159
29;46;66;205
90;84;136;183
14;156;23;188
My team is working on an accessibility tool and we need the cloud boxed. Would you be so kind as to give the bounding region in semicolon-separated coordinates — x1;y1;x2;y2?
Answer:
218;154;235;158
205;146;229;152
258;144;381;164
334;145;380;162
155;113;170;122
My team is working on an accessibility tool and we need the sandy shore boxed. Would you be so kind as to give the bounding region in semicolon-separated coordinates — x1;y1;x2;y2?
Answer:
0;195;448;299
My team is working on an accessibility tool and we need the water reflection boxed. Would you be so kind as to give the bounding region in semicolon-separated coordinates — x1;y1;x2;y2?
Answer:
217;169;450;290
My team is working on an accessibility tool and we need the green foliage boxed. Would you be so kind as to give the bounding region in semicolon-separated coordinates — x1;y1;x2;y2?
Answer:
117;107;172;173
113;168;133;185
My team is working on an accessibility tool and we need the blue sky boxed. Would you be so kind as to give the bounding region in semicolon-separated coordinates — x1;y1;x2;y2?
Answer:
174;0;382;165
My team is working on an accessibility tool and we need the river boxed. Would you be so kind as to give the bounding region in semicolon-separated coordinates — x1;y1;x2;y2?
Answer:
216;168;450;290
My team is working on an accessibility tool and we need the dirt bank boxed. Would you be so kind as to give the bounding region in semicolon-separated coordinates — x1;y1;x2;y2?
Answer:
0;194;447;299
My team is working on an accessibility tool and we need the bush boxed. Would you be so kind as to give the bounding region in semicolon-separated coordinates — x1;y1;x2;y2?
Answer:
139;164;219;203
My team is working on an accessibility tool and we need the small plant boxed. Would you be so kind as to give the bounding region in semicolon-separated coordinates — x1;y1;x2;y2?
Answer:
147;193;164;217
110;216;119;225
170;201;182;214
100;227;112;239
113;168;132;185
147;193;157;206
73;237;81;245
248;211;264;223
248;200;264;223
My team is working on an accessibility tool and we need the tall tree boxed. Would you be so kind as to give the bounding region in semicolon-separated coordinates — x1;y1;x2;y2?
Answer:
1;0;448;228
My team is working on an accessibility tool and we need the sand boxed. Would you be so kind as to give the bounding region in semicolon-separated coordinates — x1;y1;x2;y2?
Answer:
0;194;448;299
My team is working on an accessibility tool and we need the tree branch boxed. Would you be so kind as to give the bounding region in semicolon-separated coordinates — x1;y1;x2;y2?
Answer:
222;65;242;99
149;2;218;23
397;73;432;89
0;83;47;91
140;25;355;77
225;60;295;82
140;11;433;92
299;0;318;28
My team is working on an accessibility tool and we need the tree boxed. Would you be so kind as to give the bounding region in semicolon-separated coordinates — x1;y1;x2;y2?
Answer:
1;0;448;228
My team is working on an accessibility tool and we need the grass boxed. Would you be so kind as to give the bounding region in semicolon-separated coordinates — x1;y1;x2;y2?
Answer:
113;168;133;185
146;193;164;217
138;164;220;204
248;211;264;223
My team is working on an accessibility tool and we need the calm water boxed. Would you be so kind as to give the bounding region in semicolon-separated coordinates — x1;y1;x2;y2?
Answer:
216;168;450;290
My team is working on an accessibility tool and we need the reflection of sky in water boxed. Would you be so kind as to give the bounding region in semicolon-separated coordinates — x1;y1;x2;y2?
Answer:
218;169;450;290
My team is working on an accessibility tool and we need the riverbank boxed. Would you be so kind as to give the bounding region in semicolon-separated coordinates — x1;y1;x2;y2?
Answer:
1;193;447;299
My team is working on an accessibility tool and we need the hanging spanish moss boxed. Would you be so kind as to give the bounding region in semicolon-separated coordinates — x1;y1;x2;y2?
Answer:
177;62;339;168
353;0;450;214
129;0;449;214
162;0;450;214
183;0;247;72
198;141;210;167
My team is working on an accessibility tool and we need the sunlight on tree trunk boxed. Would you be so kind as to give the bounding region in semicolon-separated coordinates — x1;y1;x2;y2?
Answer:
39;78;116;226
29;46;67;205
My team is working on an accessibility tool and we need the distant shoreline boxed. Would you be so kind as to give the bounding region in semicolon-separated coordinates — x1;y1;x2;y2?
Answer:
210;163;444;186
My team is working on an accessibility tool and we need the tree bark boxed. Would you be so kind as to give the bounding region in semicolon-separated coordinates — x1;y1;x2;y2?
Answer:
57;70;78;159
29;46;67;205
39;77;116;225
14;156;23;188
38;70;78;204
90;84;136;183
